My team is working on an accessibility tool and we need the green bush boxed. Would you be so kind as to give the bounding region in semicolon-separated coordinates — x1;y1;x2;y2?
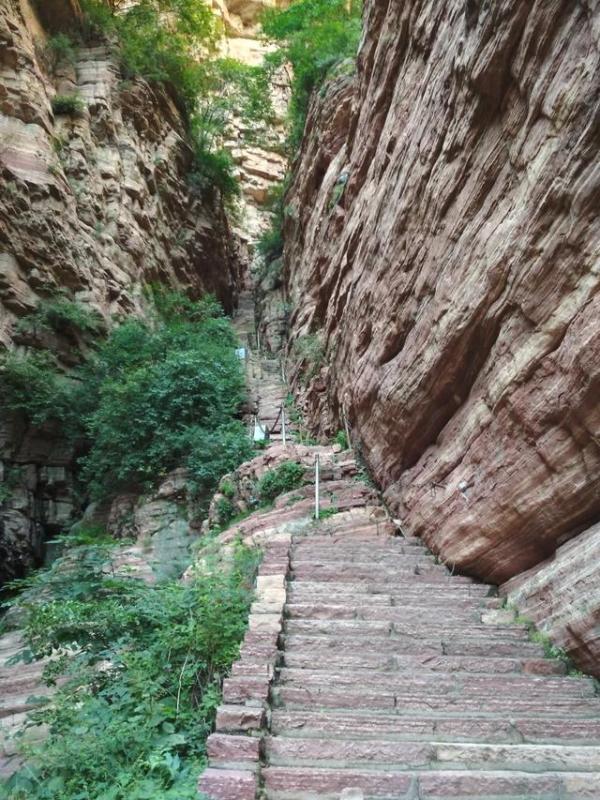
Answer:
334;430;348;450
3;538;260;800
256;180;290;268
188;140;239;203
80;0;218;114
1;292;252;504
0;352;75;429
44;33;77;72
51;93;85;115
77;296;251;499
293;333;325;384
16;296;103;337
262;0;362;149
257;460;305;505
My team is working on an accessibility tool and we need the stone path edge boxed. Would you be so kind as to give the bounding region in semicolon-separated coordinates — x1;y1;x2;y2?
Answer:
198;531;293;800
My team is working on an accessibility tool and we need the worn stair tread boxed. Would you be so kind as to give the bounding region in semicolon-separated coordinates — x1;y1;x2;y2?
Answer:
283;618;532;638
281;633;547;658
264;736;600;771
280;651;566;676
262;765;600;798
270;709;600;745
274;667;595;696
273;685;597;715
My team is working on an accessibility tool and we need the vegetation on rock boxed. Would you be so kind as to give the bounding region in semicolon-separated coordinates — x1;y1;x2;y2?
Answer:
51;93;85;115
262;0;362;150
257;460;305;505
256;1;362;261
0;291;252;504
3;536;260;800
15;295;103;337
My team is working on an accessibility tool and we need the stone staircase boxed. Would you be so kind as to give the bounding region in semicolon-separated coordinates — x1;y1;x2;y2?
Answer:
200;507;600;799
233;290;293;446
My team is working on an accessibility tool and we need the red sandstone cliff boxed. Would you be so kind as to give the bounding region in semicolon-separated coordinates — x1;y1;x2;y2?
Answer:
281;1;600;670
0;0;241;581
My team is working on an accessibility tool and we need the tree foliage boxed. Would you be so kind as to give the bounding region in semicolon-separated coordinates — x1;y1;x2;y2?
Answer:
262;0;362;149
3;538;260;800
0;292;252;503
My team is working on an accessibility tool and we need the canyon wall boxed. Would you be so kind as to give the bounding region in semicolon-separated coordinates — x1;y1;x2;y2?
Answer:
282;1;600;667
0;0;241;582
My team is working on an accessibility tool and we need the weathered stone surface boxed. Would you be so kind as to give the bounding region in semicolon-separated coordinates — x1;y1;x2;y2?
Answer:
0;0;241;583
206;733;261;768
281;0;600;639
502;521;600;678
216;704;266;733
198;767;257;800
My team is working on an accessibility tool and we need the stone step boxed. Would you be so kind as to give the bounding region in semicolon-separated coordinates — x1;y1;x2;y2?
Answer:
280;650;566;676
275;668;595;699
291;565;473;582
293;535;427;547
291;555;438;569
293;540;432;561
281;633;546;658
287;580;493;599
283;618;531;639
292;536;425;548
265;736;600;772
273;685;596;716
270;710;600;745
262;766;600;798
291;546;432;560
284;602;497;623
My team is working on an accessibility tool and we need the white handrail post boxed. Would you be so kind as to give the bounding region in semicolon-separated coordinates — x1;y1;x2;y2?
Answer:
314;453;320;520
281;404;286;446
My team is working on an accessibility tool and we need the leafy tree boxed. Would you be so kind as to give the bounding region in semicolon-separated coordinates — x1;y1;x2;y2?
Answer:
3;538;260;800
80;0;218;113
262;0;362;149
1;292;252;503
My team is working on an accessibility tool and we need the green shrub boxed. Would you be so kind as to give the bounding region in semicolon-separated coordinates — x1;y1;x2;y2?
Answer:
220;479;236;499
80;0;218;114
44;33;77;72
77;300;250;499
51;94;85;115
262;0;362;149
257;226;284;263
3;538;260;800
210;57;275;131
214;497;235;528
1;292;252;505
188;143;239;203
16;296;103;337
0;352;75;429
293;333;325;384
334;430;348;450
257;460;305;505
256;180;290;268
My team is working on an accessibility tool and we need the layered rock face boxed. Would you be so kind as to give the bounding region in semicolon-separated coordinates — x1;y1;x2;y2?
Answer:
213;0;289;244
0;0;240;345
0;0;241;582
502;523;600;678
283;1;600;663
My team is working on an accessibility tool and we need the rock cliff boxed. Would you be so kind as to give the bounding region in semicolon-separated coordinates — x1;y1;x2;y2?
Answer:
0;0;241;582
281;1;600;667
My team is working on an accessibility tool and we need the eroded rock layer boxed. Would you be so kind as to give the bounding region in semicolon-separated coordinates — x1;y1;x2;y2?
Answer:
283;0;600;595
0;0;241;582
502;521;600;679
0;0;240;345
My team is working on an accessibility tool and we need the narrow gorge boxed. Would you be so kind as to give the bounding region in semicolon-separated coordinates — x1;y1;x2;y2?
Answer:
1;1;599;799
